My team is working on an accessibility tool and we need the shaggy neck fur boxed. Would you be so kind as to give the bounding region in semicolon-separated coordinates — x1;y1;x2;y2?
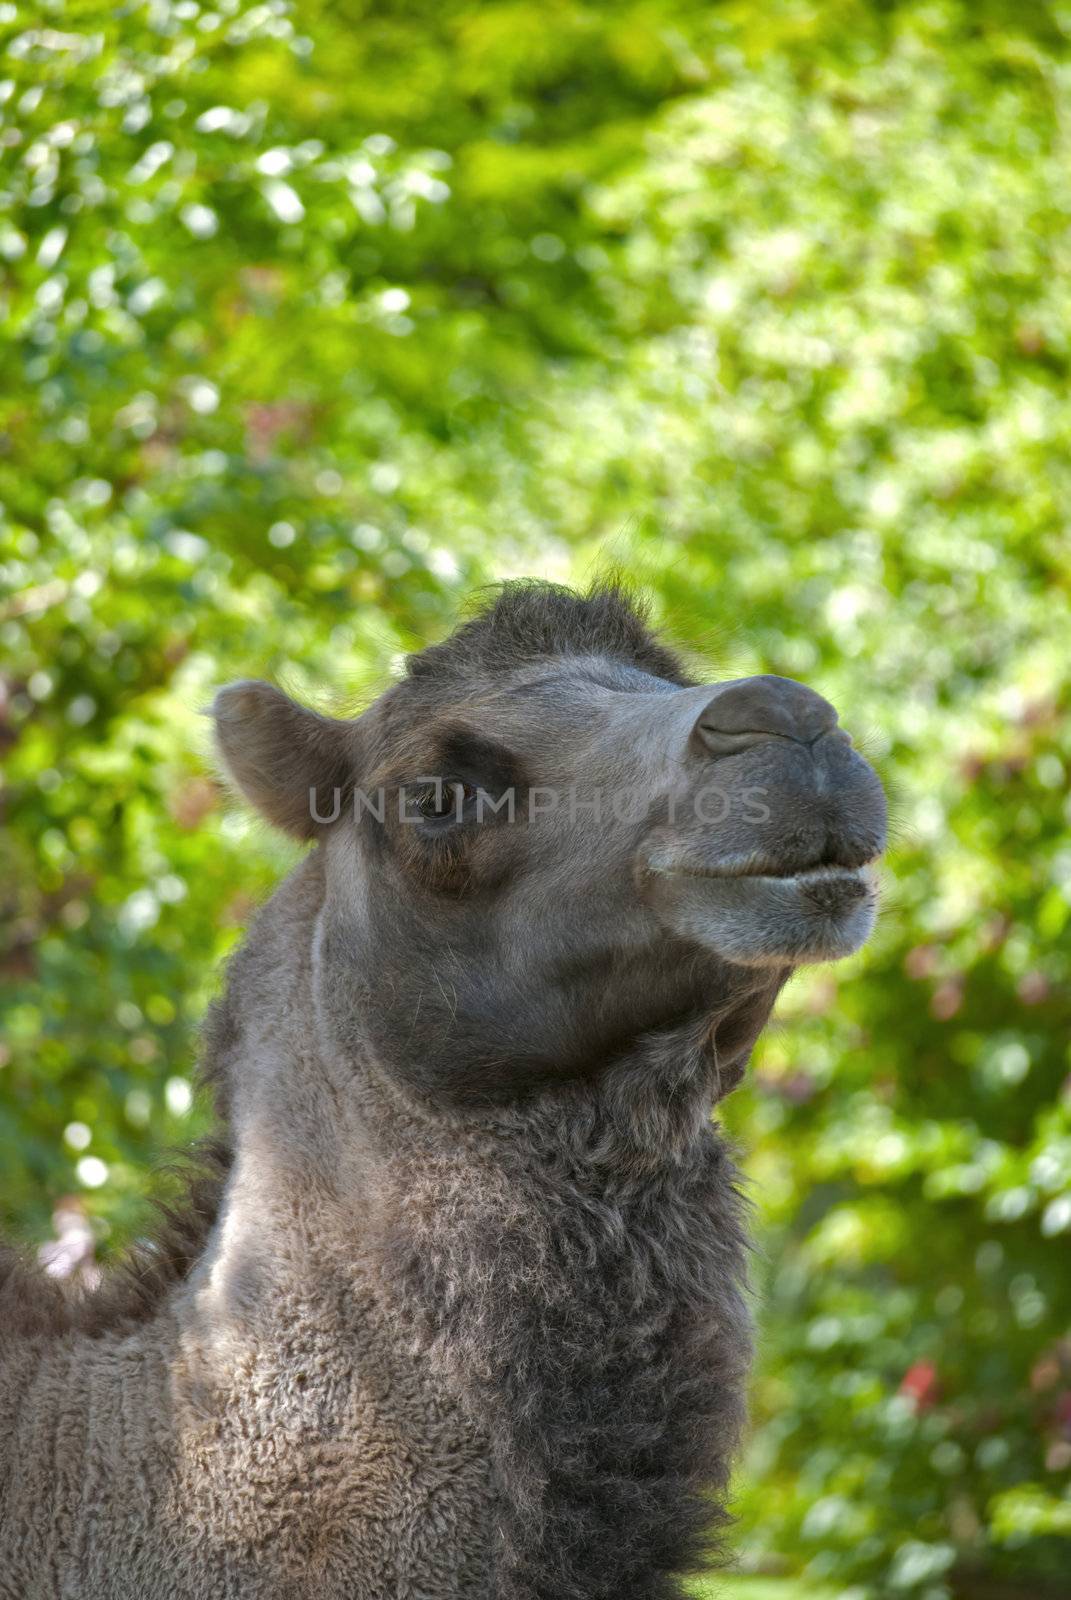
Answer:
0;854;752;1600
368;1049;752;1600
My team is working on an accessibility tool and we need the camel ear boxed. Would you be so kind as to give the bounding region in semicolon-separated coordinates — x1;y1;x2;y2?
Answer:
211;681;353;839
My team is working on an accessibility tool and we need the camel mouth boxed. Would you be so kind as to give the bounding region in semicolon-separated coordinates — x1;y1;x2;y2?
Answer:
659;861;877;886
643;860;880;968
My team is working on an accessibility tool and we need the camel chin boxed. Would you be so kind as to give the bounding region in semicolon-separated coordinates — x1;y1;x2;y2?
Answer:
645;862;880;968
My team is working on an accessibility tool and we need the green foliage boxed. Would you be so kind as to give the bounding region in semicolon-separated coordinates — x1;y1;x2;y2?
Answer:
1;0;1068;1593
690;1580;834;1600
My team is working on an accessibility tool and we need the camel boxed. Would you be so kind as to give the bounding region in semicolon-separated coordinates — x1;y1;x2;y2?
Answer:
0;582;887;1600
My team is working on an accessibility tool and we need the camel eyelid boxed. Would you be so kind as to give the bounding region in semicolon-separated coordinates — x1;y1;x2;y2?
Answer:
506;671;648;696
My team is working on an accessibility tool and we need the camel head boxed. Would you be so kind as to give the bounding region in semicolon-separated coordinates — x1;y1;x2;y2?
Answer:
212;584;886;1106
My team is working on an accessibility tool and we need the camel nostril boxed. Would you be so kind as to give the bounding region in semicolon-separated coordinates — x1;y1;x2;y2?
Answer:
693;726;777;757
692;674;839;756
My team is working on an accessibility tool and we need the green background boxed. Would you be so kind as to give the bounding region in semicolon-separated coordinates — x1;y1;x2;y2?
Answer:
1;1;1069;1594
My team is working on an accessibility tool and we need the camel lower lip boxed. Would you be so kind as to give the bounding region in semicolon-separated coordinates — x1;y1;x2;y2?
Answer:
648;864;879;967
665;865;871;886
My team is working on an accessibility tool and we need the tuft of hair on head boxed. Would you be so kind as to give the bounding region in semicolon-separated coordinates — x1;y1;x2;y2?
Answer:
405;578;695;685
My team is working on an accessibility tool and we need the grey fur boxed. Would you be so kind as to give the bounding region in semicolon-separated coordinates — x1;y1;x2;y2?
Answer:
0;583;886;1599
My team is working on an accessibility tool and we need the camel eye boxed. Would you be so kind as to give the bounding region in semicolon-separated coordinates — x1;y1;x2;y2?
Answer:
417;780;477;820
